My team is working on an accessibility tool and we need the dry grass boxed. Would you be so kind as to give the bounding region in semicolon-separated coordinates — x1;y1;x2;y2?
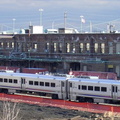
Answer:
1;101;21;120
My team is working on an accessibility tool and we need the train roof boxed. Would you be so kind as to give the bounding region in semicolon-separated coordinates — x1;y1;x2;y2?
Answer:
69;77;120;85
0;72;67;81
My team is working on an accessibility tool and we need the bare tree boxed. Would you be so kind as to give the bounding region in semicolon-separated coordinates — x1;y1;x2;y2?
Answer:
2;101;21;120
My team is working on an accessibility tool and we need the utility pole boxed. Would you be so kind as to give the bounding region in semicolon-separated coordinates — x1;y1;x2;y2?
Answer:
64;12;67;29
39;9;44;26
89;21;92;33
80;15;85;33
12;18;16;33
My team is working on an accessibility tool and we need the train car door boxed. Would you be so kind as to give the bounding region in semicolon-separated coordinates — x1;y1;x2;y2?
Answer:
67;81;76;101
112;85;118;99
61;80;68;100
21;78;26;89
68;81;72;100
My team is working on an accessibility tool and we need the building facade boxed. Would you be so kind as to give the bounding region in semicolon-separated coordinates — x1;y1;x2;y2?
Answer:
0;33;120;77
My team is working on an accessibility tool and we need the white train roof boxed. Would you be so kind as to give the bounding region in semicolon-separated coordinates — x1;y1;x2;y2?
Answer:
69;77;120;85
0;72;67;81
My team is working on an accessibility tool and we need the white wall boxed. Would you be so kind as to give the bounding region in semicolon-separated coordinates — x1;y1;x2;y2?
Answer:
29;26;43;34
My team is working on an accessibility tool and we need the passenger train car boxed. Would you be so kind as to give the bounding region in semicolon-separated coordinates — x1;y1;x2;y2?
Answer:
0;72;120;104
68;78;120;103
0;72;68;99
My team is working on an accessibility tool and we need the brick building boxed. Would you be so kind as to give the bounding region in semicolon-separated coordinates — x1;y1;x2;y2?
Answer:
0;33;120;77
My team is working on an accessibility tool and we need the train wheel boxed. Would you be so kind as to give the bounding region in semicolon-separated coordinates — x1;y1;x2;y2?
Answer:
86;98;93;103
52;94;58;99
3;89;8;94
78;97;85;102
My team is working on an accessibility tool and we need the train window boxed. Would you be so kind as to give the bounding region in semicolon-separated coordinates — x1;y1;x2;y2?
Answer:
29;81;33;85
78;85;80;90
116;86;118;92
61;82;64;87
101;87;107;92
82;85;87;90
51;83;55;87
14;79;17;84
21;78;25;84
95;86;100;91
34;81;38;86
4;78;8;83
0;78;3;82
112;86;117;92
9;79;12;83
45;82;49;87
88;86;93;91
70;83;72;87
40;82;44;86
112;86;114;92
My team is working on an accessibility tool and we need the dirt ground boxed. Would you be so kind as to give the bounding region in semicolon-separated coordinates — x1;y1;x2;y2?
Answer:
0;100;104;120
19;104;95;120
0;100;120;120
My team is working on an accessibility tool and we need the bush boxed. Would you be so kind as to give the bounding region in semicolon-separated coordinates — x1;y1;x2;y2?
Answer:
2;101;21;120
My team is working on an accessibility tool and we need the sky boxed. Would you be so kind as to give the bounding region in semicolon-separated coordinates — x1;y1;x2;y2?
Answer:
0;0;120;32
